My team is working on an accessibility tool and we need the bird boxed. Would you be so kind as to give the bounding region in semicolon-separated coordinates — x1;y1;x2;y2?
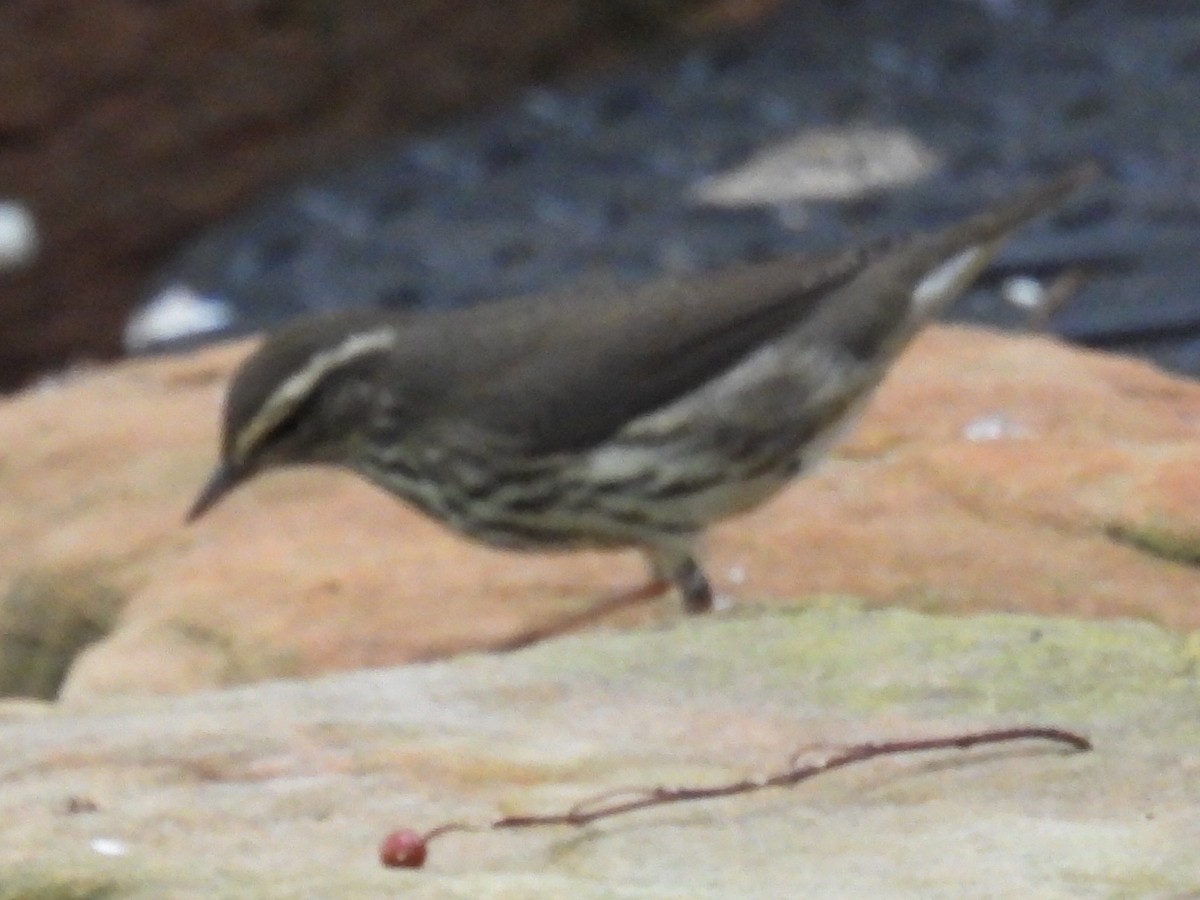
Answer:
187;163;1097;628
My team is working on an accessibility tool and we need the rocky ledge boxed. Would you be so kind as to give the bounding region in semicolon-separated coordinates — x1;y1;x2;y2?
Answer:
0;326;1197;700
0;606;1196;896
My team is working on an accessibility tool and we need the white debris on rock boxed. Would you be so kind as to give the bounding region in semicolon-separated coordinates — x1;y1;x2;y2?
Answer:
0;200;38;271
1003;275;1047;310
90;836;129;857
123;283;235;352
691;126;941;208
963;413;1032;442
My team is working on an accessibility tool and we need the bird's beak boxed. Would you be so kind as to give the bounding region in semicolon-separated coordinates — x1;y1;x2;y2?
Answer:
186;462;241;522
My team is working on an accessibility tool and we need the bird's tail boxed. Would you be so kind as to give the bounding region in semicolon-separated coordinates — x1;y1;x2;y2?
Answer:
909;161;1099;317
805;161;1100;360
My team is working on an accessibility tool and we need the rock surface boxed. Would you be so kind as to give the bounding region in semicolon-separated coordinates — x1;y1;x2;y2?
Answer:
1;606;1197;896
1;326;1198;699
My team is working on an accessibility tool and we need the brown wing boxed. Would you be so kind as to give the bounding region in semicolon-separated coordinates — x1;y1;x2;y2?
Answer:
401;164;1097;454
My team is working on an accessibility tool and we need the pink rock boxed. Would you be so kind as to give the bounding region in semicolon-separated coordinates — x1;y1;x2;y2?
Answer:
1;325;1197;699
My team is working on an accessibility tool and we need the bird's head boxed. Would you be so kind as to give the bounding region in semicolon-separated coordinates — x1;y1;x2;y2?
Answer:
187;315;399;522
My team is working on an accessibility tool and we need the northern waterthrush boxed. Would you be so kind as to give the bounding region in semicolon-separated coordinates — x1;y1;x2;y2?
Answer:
188;164;1097;617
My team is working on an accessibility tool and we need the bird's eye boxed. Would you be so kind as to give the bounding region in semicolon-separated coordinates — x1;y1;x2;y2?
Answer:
262;411;303;448
250;392;322;461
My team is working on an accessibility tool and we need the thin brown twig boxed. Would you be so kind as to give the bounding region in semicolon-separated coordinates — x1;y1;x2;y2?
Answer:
379;725;1090;868
490;578;671;652
407;580;671;663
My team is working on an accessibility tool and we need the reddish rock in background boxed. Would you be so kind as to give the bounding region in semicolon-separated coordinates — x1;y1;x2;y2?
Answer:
1;325;1198;699
0;0;774;390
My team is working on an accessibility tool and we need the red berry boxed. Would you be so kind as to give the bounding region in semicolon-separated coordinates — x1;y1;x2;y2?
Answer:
379;829;428;869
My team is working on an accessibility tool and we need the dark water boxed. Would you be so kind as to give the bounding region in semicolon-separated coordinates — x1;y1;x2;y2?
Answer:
134;0;1200;377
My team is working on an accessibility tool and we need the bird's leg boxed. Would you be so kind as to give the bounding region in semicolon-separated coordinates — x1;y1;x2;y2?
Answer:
648;544;714;614
675;558;714;614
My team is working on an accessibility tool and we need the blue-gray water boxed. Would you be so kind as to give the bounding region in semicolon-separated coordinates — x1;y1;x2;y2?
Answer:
132;0;1200;376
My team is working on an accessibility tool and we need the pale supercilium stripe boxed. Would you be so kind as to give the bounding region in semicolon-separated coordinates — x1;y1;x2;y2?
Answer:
233;328;397;463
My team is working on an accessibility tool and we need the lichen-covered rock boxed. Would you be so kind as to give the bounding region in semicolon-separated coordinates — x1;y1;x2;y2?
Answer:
0;606;1197;896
